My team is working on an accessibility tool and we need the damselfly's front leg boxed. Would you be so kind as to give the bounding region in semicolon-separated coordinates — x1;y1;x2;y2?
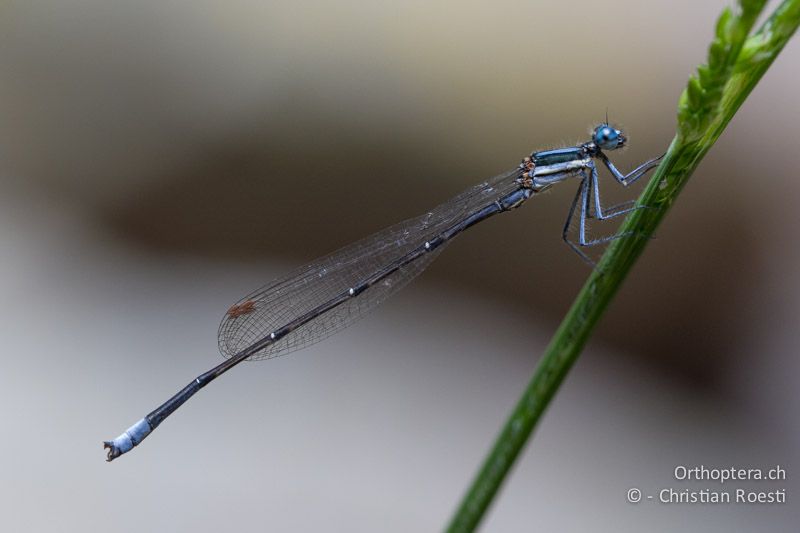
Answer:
562;166;646;266
588;165;646;221
596;152;663;186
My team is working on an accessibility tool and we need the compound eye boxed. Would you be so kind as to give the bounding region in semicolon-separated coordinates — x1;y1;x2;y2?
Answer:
594;125;621;150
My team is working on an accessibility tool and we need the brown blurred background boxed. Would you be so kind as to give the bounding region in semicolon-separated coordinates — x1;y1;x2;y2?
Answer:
1;1;798;531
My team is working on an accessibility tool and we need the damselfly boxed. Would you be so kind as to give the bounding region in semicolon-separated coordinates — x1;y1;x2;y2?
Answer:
104;124;661;461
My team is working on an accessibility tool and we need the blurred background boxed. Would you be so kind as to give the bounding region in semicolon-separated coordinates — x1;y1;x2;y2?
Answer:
1;0;798;531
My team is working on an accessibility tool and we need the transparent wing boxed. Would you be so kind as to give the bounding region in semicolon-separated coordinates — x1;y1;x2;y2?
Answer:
218;167;523;361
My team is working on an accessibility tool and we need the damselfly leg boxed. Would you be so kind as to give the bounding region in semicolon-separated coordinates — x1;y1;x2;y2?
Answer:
597;151;663;186
562;152;662;265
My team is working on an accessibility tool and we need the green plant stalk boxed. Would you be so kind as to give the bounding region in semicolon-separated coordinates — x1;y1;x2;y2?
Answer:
446;1;800;531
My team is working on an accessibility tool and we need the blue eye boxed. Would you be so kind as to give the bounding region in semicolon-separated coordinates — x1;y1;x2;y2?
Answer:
594;125;623;150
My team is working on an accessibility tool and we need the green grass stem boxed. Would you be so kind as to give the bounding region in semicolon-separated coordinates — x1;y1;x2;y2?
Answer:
446;1;800;531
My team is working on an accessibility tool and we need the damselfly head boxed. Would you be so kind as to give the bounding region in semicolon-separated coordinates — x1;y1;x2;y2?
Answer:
593;124;626;151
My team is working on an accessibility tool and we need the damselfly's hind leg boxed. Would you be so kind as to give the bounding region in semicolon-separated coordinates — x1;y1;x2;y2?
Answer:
562;174;594;265
562;172;622;266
